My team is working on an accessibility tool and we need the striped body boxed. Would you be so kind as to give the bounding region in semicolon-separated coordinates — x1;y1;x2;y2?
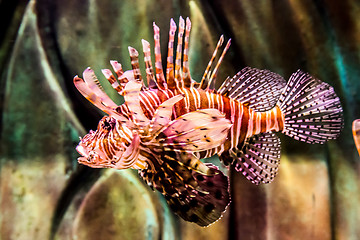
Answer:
118;88;284;159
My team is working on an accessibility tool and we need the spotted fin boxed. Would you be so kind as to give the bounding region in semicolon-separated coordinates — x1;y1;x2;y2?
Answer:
182;17;192;87
153;22;167;90
166;18;176;89
277;70;343;144
155;109;232;152
73;74;131;125
128;46;145;87
140;160;230;226
141;39;157;89
224;132;281;185
80;68;118;108
218;67;287;111
163;17;198;90
174;16;185;89
101;68;123;94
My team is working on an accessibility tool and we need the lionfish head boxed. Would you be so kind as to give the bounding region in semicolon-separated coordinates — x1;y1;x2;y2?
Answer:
76;116;137;169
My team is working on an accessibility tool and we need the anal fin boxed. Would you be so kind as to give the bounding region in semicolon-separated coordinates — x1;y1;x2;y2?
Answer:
139;157;230;226
232;132;281;185
163;151;216;176
163;162;230;226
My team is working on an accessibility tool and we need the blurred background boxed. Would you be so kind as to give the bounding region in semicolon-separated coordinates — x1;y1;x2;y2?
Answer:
0;0;359;239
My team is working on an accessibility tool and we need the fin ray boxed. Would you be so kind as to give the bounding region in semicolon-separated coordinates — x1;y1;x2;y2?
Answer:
231;132;281;185
218;67;287;111
155;109;232;152
199;36;224;90
166;18;176;88
277;70;344;144
141;39;157;89
153;23;167;89
140;160;230;226
128;46;145;86
182;17;192;87
82;68;118;108
174;16;185;89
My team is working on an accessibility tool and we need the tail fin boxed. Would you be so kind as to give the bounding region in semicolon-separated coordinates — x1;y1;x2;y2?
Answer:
277;70;343;144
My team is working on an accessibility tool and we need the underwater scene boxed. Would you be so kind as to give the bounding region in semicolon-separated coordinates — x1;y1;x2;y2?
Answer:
1;0;359;239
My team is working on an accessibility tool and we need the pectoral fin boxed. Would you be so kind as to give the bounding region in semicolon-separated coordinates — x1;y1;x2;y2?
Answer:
155;109;232;152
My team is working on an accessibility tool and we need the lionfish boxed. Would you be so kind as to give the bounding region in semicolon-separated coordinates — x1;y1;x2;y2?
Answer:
74;17;343;226
353;119;360;157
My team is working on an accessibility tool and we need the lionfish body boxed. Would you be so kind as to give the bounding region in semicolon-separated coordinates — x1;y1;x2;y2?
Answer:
74;17;343;226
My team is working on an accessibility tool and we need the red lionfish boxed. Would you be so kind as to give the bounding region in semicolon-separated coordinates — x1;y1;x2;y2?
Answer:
353;119;360;157
74;17;343;226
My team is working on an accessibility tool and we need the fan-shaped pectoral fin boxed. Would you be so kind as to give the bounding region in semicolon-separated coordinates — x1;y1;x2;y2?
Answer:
155;109;232;152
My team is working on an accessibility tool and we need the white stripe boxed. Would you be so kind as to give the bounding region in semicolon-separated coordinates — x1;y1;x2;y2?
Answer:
205;91;211;108
144;56;151;62
220;94;225;113
183;89;191;112
230;99;236;149
266;111;271;132
273;108;279;131
255;112;261;135
140;92;156;115
246;110;254;138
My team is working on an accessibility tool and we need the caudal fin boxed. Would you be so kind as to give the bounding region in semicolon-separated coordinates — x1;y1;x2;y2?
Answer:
277;70;343;144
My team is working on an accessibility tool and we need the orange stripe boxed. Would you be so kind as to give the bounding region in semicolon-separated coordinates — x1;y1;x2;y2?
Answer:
276;106;285;131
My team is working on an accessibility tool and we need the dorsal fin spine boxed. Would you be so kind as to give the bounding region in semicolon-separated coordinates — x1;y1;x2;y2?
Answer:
166;18;176;89
141;39;157;89
182;17;192;88
153;23;167;90
207;39;231;90
199;35;224;90
174;16;185;89
128;46;145;88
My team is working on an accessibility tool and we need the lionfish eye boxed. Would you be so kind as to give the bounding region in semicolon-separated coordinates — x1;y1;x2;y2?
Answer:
111;161;116;165
102;120;112;130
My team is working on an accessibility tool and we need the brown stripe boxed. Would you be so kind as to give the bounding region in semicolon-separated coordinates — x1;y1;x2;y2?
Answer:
260;112;267;133
270;108;276;130
221;95;232;119
102;137;113;160
198;91;209;109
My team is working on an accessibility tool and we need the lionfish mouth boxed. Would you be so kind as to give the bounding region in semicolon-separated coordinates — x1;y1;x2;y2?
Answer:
75;141;107;168
76;144;92;165
75;144;88;158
